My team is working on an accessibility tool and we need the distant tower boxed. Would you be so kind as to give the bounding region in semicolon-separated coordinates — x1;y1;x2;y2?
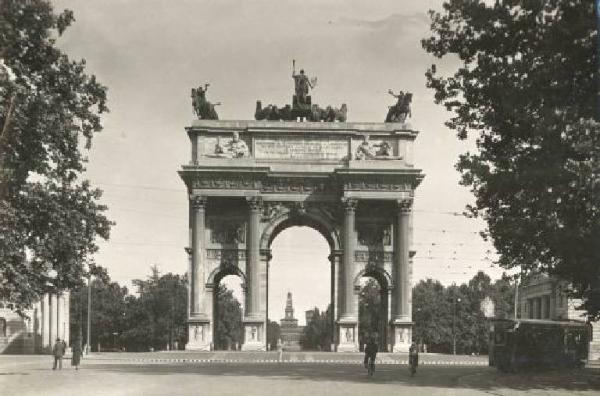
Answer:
285;292;294;319
280;291;301;350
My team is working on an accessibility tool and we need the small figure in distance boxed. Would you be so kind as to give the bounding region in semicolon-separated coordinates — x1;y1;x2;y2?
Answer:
71;336;83;370
409;341;419;377
364;333;378;377
52;337;66;370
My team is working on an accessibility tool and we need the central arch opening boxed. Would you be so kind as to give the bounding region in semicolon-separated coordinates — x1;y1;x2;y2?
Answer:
267;226;332;351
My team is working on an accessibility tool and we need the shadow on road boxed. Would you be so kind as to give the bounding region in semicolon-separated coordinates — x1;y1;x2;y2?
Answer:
87;362;600;392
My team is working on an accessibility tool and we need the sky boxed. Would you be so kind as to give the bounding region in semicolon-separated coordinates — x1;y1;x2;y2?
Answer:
52;0;505;325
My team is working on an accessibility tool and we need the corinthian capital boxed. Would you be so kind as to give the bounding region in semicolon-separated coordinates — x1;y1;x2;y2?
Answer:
246;196;263;211
398;198;413;213
190;195;207;210
341;197;358;212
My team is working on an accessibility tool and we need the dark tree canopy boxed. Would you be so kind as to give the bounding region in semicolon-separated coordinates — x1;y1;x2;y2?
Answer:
422;0;600;318
214;284;243;350
0;0;112;313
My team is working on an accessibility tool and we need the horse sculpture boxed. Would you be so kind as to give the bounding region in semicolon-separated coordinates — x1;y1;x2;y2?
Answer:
385;91;412;123
192;84;220;120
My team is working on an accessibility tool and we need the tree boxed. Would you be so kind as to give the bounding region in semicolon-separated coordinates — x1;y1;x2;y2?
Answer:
267;320;281;350
121;267;188;351
300;306;332;351
214;284;243;350
0;0;112;314
358;279;385;350
413;279;452;353
70;274;127;351
422;1;600;318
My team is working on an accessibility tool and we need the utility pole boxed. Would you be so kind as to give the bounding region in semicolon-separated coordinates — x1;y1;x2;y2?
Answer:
86;275;91;354
452;295;461;355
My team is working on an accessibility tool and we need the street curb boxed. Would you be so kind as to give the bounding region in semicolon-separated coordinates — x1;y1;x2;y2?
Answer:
84;357;488;366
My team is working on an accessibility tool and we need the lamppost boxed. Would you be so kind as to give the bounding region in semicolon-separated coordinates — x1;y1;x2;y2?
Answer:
452;296;461;355
86;274;92;354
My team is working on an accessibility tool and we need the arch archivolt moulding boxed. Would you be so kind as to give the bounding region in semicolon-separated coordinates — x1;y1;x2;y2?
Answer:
259;200;341;251
205;250;247;289
353;265;394;291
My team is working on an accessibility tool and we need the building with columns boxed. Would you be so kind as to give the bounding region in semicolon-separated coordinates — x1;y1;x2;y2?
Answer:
0;292;70;354
179;120;423;352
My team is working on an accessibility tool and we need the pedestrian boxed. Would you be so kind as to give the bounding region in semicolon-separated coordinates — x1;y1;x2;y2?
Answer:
364;334;378;376
409;341;419;376
71;337;83;370
52;338;66;370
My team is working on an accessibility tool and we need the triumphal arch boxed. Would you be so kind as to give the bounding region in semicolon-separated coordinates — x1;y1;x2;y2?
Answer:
179;117;423;352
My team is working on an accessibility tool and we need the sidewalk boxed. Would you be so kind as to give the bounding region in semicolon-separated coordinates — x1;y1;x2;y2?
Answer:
78;351;489;366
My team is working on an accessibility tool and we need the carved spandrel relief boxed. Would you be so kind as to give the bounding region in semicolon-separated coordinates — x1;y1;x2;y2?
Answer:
357;224;392;247
209;221;246;244
206;132;249;158
354;135;402;160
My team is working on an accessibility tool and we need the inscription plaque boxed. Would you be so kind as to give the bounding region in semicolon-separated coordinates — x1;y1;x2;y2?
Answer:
254;137;348;160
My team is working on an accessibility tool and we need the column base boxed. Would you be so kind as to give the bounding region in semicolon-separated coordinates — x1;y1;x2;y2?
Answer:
391;321;413;353
336;320;358;352
186;320;211;351
241;319;265;351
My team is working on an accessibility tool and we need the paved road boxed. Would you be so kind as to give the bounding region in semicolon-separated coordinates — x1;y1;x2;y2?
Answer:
0;355;598;396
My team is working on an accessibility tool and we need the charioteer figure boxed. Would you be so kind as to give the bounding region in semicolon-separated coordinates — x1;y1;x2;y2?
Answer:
292;60;317;120
385;89;412;123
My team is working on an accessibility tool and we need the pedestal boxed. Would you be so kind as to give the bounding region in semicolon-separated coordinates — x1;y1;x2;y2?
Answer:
392;321;412;352
337;320;358;352
241;319;266;351
186;318;211;351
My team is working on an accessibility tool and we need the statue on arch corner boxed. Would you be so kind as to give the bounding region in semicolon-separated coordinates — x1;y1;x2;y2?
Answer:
385;89;412;123
192;83;220;120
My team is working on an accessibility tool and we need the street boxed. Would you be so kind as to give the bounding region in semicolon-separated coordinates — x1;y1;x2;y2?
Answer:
0;354;598;396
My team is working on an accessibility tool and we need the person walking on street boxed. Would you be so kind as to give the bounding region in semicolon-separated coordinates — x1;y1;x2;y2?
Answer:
364;334;378;376
71;337;83;370
52;338;66;370
409;341;419;376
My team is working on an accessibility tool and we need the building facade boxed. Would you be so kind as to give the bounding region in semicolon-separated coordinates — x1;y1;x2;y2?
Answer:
0;292;70;354
519;274;600;360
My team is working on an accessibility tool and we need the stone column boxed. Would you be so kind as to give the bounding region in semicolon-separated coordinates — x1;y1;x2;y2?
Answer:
329;250;342;350
392;198;412;352
48;293;56;348
41;294;50;351
190;195;207;316
186;195;210;351
56;292;61;341
338;198;358;352
242;197;265;351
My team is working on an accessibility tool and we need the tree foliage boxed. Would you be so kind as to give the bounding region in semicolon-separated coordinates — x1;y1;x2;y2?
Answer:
413;272;515;354
300;306;332;351
422;1;600;318
0;0;111;313
358;278;386;350
71;267;188;352
214;284;243;350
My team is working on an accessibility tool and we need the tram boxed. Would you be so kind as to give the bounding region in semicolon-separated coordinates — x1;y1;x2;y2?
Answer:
489;318;589;372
